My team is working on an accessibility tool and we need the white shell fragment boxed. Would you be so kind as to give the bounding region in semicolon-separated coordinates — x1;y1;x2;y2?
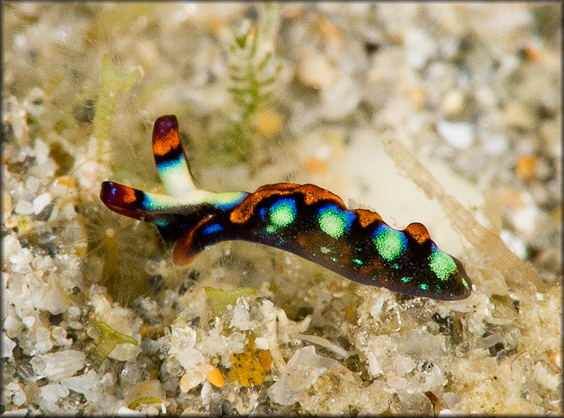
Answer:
268;346;338;405
30;350;86;382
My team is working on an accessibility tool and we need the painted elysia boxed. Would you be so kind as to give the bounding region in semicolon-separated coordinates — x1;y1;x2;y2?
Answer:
100;115;471;300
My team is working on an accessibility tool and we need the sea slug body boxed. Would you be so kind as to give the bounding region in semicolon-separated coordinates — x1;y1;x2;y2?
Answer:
100;115;472;301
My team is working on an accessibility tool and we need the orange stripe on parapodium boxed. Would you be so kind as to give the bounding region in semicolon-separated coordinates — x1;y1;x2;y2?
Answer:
354;209;383;228
153;128;181;157
230;183;299;224
121;186;137;204
229;183;347;225
172;217;210;265
299;184;344;206
404;222;431;244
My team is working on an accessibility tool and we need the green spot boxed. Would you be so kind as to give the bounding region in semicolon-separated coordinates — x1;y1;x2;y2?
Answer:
269;198;297;230
401;277;411;283
391;263;400;269
91;321;138;369
320;246;331;254
331;257;338;262
128;396;164;411
462;278;469;289
373;225;407;261
419;283;429;291
353;258;363;265
428;249;458;281
317;204;355;239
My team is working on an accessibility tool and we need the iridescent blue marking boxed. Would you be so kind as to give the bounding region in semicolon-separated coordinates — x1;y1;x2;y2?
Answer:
143;195;157;210
317;204;355;238
373;224;408;262
266;198;297;233
259;207;267;221
202;223;224;236
271;198;297;224
156;154;184;172
215;194;247;210
428;243;458;281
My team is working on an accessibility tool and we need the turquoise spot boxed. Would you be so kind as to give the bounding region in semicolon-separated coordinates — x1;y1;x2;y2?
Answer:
154;219;167;227
419;283;429;291
143;195;160;211
372;225;407;261
202;223;224;235
401;277;411;283
156;154;184;172
428;245;458;281
266;198;297;233
353;258;363;265
331;257;338;262
317;204;355;239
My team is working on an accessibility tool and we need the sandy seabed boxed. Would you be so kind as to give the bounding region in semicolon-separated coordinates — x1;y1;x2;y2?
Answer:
2;3;561;415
